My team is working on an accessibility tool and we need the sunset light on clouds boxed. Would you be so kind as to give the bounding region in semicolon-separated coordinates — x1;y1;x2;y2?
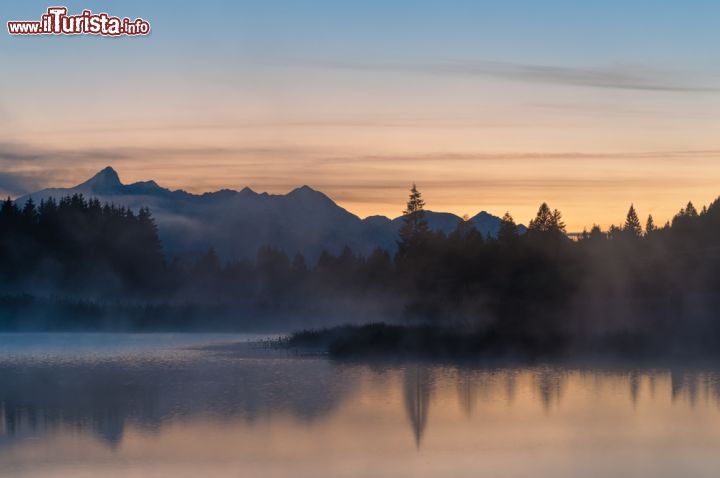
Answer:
3;0;720;230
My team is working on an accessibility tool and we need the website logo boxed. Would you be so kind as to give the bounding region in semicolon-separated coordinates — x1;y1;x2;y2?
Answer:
7;7;151;36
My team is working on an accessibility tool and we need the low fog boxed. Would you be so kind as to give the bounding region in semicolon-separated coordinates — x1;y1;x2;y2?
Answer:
1;190;720;357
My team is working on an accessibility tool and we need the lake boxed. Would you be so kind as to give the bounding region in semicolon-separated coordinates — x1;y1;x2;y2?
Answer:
1;333;720;477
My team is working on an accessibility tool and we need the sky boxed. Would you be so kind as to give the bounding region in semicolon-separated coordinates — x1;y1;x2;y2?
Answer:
2;0;720;230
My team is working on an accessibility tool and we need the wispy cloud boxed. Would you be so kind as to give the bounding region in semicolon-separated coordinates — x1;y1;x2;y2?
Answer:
28;117;523;135
286;59;720;93
0;142;310;164
0;142;127;163
315;149;720;166
5;140;720;167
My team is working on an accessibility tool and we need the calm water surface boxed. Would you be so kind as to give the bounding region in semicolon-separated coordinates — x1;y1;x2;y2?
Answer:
1;333;720;477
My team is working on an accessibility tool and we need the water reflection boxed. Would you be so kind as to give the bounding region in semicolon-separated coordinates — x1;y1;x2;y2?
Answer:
0;353;357;449
403;366;432;447
535;367;565;410
4;339;720;477
3;360;720;449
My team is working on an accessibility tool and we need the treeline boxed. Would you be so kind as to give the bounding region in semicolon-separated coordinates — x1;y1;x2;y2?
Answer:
3;189;720;355
153;185;720;353
384;187;720;354
0;195;164;297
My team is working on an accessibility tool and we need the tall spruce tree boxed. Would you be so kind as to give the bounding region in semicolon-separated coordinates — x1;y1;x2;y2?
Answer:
550;209;566;233
398;184;430;258
645;214;656;235
624;204;642;237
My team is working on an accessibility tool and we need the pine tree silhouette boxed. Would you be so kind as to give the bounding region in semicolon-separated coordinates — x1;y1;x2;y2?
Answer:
397;184;430;259
624;204;642;237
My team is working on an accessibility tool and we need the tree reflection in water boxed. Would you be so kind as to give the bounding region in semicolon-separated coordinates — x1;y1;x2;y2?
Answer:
403;365;433;447
2;355;720;451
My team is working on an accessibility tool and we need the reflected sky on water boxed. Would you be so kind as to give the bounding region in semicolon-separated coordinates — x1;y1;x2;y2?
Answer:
2;334;720;477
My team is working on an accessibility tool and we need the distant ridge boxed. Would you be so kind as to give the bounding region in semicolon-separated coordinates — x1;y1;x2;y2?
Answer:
18;167;526;260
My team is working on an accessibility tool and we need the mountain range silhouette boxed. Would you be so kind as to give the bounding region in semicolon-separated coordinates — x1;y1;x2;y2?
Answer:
17;167;526;260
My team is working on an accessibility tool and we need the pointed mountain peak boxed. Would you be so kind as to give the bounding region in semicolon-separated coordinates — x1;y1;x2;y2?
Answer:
470;211;493;220
289;185;341;203
284;184;358;218
93;166;121;182
287;185;325;200
78;166;123;193
290;185;317;194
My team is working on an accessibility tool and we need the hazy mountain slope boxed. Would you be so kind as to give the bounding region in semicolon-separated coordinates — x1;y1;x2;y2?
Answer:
18;167;524;260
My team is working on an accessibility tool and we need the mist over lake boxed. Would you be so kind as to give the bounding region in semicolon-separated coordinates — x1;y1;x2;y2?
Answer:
2;334;720;478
